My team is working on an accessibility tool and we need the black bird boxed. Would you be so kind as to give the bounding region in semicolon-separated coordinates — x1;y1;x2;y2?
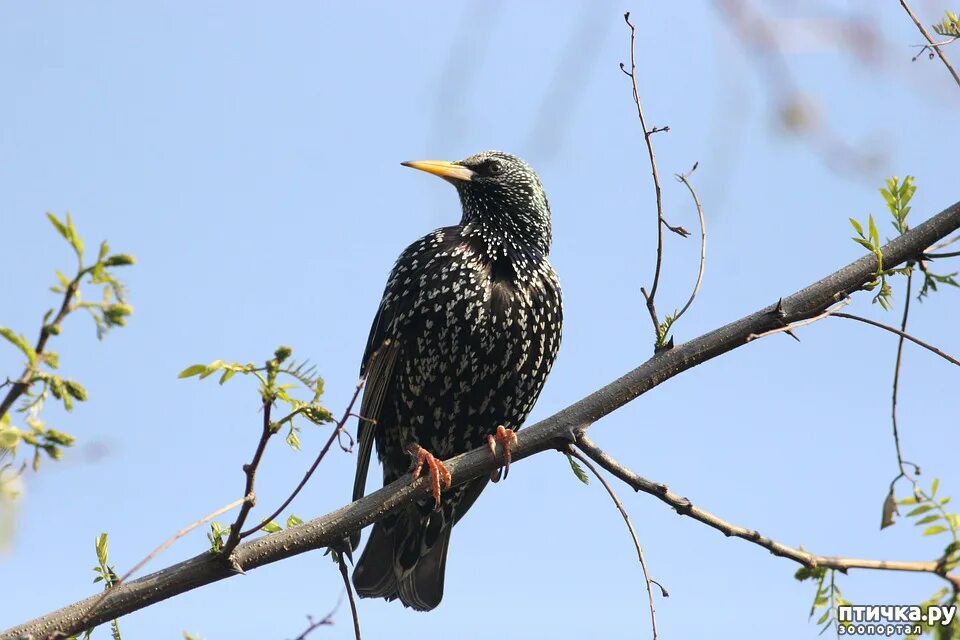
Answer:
351;150;562;611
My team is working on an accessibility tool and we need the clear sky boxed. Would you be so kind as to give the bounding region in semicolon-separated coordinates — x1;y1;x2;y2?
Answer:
2;2;958;639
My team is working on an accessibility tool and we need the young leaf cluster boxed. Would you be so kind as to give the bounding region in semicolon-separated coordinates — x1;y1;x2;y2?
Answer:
933;11;960;39
885;479;960;639
795;566;851;635
1;213;134;481
178;346;334;453
895;479;960;565
68;532;124;640
207;513;305;552
849;176;916;309
564;453;590;485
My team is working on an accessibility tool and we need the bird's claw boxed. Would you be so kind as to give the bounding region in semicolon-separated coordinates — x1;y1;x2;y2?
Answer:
487;425;518;482
407;444;451;509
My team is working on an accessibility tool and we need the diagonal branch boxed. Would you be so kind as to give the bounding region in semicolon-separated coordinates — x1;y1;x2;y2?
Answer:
5;198;960;640
899;0;960;89
574;434;960;590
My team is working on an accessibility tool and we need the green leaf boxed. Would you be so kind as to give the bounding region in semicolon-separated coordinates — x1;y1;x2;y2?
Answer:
95;533;109;565
261;521;282;533
868;214;879;247
64;380;88;402
923;525;949;536
46;212;69;241
178;364;208;379
286;514;304;528
218;369;235;385
104;254;135;267
932;478;940;496
914;514;941;526
907;504;934;517
0;427;21;449
0;327;38;365
64;212;84;258
286;430;301;450
198;360;224;380
849;217;864;236
565;453;589;485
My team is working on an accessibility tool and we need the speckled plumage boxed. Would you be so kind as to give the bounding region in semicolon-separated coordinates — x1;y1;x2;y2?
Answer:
351;151;562;611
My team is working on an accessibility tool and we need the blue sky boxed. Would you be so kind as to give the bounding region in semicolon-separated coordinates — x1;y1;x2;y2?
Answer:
2;2;958;638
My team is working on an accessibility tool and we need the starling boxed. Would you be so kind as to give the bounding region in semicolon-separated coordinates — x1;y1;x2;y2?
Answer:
350;150;562;611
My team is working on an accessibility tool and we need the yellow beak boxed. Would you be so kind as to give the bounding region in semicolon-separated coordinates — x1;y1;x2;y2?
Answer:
401;160;475;182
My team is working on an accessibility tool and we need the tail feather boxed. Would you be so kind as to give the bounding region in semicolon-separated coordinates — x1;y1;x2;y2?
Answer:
352;519;400;600
352;478;489;611
352;510;451;612
397;526;451;611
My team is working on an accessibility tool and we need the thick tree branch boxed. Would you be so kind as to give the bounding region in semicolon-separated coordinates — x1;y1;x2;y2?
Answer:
5;198;960;640
574;434;960;590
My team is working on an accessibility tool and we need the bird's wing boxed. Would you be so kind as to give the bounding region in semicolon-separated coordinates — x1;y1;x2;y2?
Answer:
352;307;399;506
350;227;460;551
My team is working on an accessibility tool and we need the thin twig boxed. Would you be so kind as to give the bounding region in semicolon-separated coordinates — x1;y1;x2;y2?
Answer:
291;596;342;640
77;498;244;632
672;164;707;326
892;273;915;475
747;298;850;341
223;396;274;554
929;233;960;252
621;11;668;338
925;249;960;259
574;433;960;590
336;554;362;640
567;446;660;640
239;377;366;540
899;0;960;88
890;272;921;486
832;311;960;367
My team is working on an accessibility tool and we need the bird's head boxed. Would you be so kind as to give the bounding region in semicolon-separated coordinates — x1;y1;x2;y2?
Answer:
402;150;552;255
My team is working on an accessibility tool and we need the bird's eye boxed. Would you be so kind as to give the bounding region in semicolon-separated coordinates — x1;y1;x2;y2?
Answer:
486;160;503;176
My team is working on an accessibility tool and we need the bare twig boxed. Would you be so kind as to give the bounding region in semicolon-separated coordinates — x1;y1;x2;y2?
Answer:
77;498;244;632
672;164;707;326
239;377;366;540
621;12;669;339
899;0;960;88
567;446;660;640
574;433;960;590
6;197;960;640
291;596;341;640
223;395;275;554
925;249;960;259
832;311;960;367
929;233;960;252
336;553;362;640
885;271;922;492
747;298;850;341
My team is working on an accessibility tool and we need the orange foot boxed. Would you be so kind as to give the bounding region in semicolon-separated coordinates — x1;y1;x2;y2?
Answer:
487;425;519;482
407;444;451;509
